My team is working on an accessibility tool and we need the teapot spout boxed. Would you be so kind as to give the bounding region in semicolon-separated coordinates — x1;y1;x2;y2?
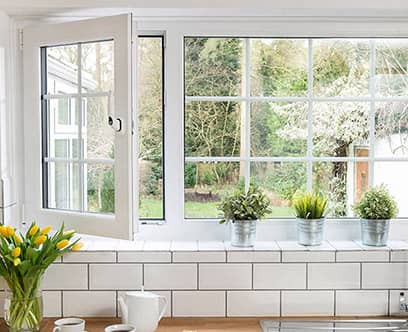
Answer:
118;297;128;324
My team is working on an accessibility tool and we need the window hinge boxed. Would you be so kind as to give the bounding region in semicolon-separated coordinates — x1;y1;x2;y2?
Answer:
18;29;23;51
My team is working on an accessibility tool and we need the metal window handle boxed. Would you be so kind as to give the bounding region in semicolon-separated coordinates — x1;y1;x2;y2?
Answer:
108;116;122;132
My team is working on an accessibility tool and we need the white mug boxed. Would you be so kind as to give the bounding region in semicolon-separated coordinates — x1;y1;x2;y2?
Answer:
105;324;136;332
53;318;86;332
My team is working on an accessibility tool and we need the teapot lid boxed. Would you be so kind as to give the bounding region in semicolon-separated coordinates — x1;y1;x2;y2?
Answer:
125;291;160;298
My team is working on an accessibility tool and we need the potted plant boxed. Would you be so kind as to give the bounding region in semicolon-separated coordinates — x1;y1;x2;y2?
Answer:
293;192;328;246
218;184;271;247
0;223;83;332
353;185;398;246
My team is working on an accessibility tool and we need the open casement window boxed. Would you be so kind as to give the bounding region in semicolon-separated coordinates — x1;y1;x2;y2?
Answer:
23;15;135;239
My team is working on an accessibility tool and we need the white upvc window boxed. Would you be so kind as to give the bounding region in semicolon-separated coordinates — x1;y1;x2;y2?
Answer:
23;15;134;239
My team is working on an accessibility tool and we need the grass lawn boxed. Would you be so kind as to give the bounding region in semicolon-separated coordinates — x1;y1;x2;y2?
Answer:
140;197;294;219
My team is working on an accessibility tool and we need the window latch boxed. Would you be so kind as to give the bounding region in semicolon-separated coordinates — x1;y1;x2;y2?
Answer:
108;116;122;132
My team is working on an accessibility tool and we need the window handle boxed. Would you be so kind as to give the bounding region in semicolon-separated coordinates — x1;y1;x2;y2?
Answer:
108;116;122;132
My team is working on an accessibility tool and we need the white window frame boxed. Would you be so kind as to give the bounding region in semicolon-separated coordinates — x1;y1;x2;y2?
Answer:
23;14;135;239
134;18;408;241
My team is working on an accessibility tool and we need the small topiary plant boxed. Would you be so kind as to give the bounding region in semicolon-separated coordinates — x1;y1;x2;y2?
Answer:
218;184;271;224
353;185;398;220
292;192;328;220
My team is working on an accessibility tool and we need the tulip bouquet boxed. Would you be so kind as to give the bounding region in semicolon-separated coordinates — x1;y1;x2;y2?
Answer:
0;223;82;332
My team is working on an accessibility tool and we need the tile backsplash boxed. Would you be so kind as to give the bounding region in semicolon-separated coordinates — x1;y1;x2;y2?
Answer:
4;240;408;318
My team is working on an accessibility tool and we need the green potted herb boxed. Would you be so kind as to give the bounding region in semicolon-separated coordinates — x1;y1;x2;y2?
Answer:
218;184;271;247
292;192;328;246
353;185;398;246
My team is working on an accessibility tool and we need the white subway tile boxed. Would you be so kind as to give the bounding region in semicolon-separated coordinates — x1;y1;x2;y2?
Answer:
118;290;171;317
171;241;198;251
328;241;361;251
144;241;171;251
227;291;280;317
391;251;408;262
282;251;334;263
90;264;142;290
336;251;389;262
355;241;390;251
277;241;306;251
308;263;360;289
173;291;225;317
227;251;280;263
254;241;280;251
336;290;388;316
42;264;88;290
390;290;408;315
173;251;225;263
43;291;62;317
253;264;306;290
117;251;171;263
308;242;335;251
281;291;334;316
198;241;225;251
117;240;144;251
388;241;408;250
362;263;408;289
199;264;251;290
63;291;116;317
144;264;197;290
63;251;116;263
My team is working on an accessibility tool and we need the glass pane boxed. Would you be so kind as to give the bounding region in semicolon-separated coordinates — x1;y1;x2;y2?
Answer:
47;44;78;94
313;39;370;97
313;102;369;157
376;39;408;97
47;162;80;211
185;101;241;157
138;37;164;219
86;163;115;213
48;98;78;159
250;39;308;97
251;162;307;218
184;162;241;218
81;40;114;93
374;162;408;217
251;102;307;157
375;102;408;157
185;37;244;96
313;161;367;217
84;96;114;159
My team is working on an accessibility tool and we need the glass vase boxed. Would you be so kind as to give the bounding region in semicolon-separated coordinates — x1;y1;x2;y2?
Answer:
4;290;43;332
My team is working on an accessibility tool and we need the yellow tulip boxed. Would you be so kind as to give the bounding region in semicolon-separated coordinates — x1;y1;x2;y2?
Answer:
6;226;14;237
71;242;84;251
41;226;52;235
63;229;75;238
14;235;22;244
0;226;7;237
29;224;39;237
12;247;21;258
13;258;21;266
56;239;69;250
34;235;47;246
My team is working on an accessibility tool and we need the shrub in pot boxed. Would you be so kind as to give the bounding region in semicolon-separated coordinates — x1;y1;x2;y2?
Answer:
218;184;271;247
353;185;398;246
293;192;328;246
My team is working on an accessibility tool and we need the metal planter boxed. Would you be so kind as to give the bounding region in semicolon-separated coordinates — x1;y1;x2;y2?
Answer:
296;217;324;246
230;220;257;247
361;219;390;246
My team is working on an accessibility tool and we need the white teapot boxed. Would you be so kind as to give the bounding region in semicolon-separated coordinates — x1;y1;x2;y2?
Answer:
118;290;167;332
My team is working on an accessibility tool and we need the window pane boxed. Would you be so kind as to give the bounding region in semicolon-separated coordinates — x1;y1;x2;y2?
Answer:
250;39;308;97
84;96;114;159
375;102;408;157
86;163;114;213
137;37;164;219
376;40;408;97
374;162;407;217
47;162;80;211
251;102;307;157
185;38;244;96
251;162;307;218
313;39;370;97
81;40;114;93
47;44;78;94
184;162;241;219
185;101;241;157
313;102;369;157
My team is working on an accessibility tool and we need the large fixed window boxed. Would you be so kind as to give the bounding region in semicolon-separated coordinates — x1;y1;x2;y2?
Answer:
184;38;408;219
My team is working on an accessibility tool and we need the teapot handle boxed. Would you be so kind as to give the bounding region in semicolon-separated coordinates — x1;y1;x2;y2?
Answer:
158;295;168;320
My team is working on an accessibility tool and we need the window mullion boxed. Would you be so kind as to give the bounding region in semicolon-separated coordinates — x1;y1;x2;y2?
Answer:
369;40;376;187
77;43;84;212
244;38;251;191
307;39;314;192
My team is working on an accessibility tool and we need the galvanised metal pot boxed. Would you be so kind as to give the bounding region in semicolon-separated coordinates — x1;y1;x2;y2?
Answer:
361;219;390;247
296;217;324;246
230;220;257;247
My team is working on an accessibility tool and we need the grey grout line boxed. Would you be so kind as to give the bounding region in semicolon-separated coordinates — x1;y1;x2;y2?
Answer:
60;290;64;317
225;290;227;317
279;290;282;316
360;262;363;289
388;289;391;316
333;290;337;316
